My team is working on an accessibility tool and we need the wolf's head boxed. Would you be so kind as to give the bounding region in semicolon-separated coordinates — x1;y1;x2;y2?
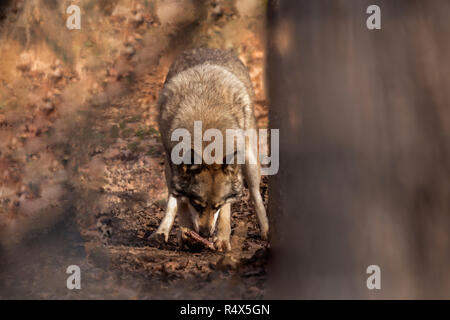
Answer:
171;161;243;237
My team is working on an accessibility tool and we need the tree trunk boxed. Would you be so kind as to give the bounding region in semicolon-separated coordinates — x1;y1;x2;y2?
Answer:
267;0;450;299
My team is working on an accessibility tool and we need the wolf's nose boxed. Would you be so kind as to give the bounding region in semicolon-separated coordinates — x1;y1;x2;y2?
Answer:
198;228;210;238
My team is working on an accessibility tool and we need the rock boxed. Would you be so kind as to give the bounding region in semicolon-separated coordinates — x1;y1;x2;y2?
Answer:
212;5;223;18
125;36;135;45
148;232;166;248
214;255;239;271
244;286;263;299
162;261;179;273
51;68;62;81
124;46;136;58
42;102;54;114
133;12;143;24
104;148;121;159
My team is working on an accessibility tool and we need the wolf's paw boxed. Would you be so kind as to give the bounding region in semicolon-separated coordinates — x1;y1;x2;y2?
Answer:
260;230;268;241
214;237;231;252
260;225;269;241
177;229;187;248
148;232;167;247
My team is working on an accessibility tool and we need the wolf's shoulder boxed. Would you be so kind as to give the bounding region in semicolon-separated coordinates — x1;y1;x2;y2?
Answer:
165;48;254;97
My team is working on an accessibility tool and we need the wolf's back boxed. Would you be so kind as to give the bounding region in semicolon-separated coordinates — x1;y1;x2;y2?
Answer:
158;48;256;152
165;48;254;99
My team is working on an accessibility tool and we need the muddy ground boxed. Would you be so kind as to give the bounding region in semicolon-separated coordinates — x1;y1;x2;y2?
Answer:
0;0;271;299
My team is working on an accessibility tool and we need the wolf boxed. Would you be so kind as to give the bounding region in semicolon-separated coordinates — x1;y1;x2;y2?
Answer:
150;48;268;251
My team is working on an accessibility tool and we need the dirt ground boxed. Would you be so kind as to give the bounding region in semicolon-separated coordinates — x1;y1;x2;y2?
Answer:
0;0;271;299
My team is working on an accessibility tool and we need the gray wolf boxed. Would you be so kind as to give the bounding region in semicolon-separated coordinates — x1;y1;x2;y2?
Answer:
150;48;268;251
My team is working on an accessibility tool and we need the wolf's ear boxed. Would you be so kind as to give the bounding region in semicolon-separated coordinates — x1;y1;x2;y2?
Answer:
160;87;173;100
222;163;239;175
157;87;173;111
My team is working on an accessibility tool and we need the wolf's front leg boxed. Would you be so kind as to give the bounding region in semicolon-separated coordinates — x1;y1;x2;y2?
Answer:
176;200;197;247
149;194;177;244
214;203;231;252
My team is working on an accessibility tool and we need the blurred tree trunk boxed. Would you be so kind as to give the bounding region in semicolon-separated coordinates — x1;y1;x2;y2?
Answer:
267;0;450;299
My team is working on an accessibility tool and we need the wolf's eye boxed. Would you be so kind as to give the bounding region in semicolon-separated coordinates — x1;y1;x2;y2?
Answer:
212;202;224;210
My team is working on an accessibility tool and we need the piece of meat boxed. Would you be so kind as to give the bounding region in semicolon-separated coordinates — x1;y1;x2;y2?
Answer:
179;227;216;251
